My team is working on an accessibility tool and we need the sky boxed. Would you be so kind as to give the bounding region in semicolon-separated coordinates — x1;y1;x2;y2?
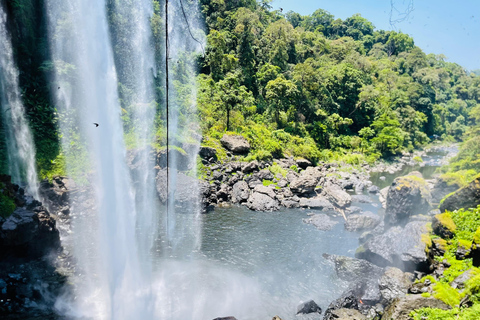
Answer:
272;0;480;71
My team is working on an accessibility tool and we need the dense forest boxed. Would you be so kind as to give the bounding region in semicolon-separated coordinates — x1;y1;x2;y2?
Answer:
1;0;479;179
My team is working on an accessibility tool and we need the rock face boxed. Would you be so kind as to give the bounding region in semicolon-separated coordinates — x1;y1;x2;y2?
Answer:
245;192;279;211
220;134;250;154
378;267;413;304
440;175;480;212
355;220;429;272
297;300;322;315
385;173;432;225
157;147;192;171
381;295;450;320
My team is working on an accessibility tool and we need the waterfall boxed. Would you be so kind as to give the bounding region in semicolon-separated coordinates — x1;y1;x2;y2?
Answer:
46;0;153;318
0;5;39;199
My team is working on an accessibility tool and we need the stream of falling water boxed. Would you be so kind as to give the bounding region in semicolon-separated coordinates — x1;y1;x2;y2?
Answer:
0;6;39;200
46;0;154;318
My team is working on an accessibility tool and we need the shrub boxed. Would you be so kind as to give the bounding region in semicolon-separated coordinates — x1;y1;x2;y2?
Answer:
0;191;16;218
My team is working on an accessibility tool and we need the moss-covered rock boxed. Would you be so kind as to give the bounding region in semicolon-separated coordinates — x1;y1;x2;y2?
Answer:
440;175;480;213
432;213;456;239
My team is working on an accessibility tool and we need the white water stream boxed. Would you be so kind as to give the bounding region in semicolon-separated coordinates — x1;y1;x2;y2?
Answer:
0;6;39;199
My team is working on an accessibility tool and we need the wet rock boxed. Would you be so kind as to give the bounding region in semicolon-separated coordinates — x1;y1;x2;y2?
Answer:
381;295;450;320
355;220;429;272
367;185;380;194
327;308;366;320
344;212;381;232
440;175;480;212
303;214;338;231
299;197;334;211
385;173;432;225
213;317;237;320
378;267;413;304
157;147;192;171
323;282;372;319
350;195;372;204
245;192;279;211
231;181;250;203
324;182;351;208
220;134;250;154
323;254;384;282
297;300;321;315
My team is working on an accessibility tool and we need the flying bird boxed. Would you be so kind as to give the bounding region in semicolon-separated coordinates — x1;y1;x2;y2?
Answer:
93;123;99;127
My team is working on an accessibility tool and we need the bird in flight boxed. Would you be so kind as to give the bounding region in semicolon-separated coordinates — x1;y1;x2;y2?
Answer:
93;123;99;127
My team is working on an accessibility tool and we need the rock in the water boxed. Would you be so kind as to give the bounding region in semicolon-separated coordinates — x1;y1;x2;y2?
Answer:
378;267;413;304
381;295;450;320
324;182;352;208
213;317;237;320
303;214;338;231
246;192;279;211
299;196;334;210
297;300;322;315
231;181;250;203
355;220;429;272
220;134;250;154
440;175;480;212
385;174;432;225
323;254;384;282
344;212;381;232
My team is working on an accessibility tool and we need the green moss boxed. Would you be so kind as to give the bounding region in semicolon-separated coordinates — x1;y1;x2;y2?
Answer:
440;191;456;206
413;156;424;163
262;180;276;187
436;213;457;233
473;227;480;245
432;282;461;306
440;170;478;188
269;163;287;177
421;292;431;298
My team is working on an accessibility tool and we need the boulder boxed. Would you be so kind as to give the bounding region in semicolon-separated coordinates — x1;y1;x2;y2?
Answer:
290;176;318;195
256;169;274;181
303;214;338;231
326;308;366;320
231;181;250;203
344;212;381;232
220;135;250;154
199;146;217;162
381;295;450;320
297;300;321;315
253;185;276;199
245;192;279;211
299;197;334;211
323;254;384;282
355;220;430;272
378;267;413;304
242;160;259;173
0;207;60;258
451;269;475;290
324;182;352;208
286;170;299;183
385;173;432;225
440;175;480;212
432;213;456;239
295;158;312;169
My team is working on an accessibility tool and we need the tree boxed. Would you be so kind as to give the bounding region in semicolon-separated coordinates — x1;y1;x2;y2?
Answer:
217;72;255;130
265;76;298;124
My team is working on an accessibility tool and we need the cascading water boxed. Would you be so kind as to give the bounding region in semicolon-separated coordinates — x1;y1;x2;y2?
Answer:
0;5;39;200
46;0;153;318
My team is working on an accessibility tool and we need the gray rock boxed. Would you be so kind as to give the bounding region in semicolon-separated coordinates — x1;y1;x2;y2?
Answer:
277;179;288;188
220;134;250;154
281;199;300;208
451;269;475;290
290;176;318;195
246;192;279;211
256;169;274;181
385;174;432;225
303;214;338;231
157;147;192;171
253;185;276;199
355;220;430;272
344;212;381;232
231;181;250;203
378;267;413;304
326;308;366;320
286;170;299;183
351;195;373;203
247;178;262;189
324;182;352;208
296;158;312;169
368;185;380;194
381;295;450;320
379;186;389;208
299;197;334;210
297;300;321;315
242;161;259;173
323;254;384;282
